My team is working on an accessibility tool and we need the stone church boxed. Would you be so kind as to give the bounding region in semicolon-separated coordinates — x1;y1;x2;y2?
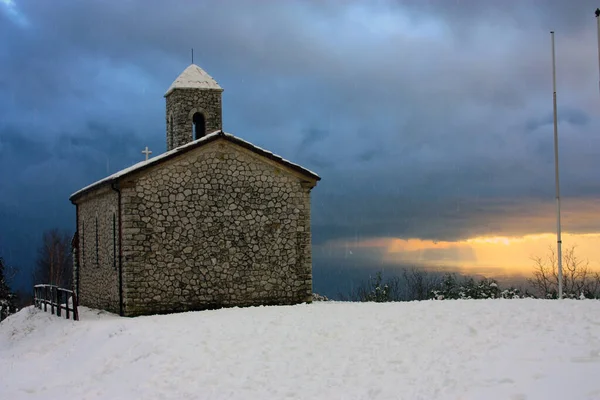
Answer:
69;64;320;317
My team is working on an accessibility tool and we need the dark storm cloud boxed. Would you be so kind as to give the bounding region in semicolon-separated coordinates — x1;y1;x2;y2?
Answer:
397;0;600;32
299;128;329;152
2;0;600;288
0;128;52;164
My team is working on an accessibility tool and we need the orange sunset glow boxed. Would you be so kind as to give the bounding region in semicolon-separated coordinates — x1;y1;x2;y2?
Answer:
333;232;600;277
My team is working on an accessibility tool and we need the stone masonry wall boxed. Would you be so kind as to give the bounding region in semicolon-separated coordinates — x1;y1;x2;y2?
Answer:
120;139;315;316
75;187;120;313
165;89;222;150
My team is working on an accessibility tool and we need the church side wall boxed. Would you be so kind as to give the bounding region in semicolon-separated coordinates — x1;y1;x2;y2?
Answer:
120;140;314;316
76;188;120;313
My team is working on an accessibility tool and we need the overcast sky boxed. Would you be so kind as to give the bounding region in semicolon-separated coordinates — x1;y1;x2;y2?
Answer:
2;0;600;295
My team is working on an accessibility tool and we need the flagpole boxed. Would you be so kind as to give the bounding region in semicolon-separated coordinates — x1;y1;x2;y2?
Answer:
596;9;600;95
551;31;563;299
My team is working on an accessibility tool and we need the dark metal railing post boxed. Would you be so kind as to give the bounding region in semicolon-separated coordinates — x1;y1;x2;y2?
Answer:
65;291;70;320
44;286;48;312
73;291;79;321
56;290;62;317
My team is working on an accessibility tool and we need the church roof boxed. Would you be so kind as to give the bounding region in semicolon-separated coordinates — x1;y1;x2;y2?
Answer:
164;64;223;96
70;130;320;202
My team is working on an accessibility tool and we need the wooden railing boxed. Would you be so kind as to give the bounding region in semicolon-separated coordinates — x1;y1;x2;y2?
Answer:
34;284;79;321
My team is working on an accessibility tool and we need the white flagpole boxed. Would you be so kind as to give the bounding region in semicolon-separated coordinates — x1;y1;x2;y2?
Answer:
551;31;564;299
595;9;600;95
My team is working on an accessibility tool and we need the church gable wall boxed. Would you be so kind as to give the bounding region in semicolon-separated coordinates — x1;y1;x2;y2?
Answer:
76;188;120;313
120;139;313;316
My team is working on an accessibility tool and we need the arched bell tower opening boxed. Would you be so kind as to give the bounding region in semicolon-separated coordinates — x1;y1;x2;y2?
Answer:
164;63;223;151
192;112;206;140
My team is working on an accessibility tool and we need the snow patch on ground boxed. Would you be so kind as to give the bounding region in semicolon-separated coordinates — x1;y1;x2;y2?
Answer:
1;300;600;399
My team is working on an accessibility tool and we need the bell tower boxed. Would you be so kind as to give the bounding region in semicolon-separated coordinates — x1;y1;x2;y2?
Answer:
164;64;223;151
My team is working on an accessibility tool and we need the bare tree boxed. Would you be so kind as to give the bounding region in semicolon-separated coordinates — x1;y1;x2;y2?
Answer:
0;257;17;320
340;268;443;302
33;229;73;288
529;246;600;299
0;256;18;288
338;272;390;302
400;268;442;301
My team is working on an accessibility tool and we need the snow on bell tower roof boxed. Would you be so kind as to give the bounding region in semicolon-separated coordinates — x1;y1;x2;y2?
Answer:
164;64;223;96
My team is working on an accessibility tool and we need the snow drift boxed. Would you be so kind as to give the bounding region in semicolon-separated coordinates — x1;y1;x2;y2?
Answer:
1;300;600;399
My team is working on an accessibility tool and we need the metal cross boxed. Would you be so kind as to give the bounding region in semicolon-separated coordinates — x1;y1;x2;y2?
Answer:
142;146;152;161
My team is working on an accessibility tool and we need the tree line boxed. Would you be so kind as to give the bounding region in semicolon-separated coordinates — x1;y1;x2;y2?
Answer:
0;257;17;321
0;228;73;321
337;245;600;302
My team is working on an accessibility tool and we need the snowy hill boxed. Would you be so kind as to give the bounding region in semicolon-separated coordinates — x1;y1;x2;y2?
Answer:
1;300;600;400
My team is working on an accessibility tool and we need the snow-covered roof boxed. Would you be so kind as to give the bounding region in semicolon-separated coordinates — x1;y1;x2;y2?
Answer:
70;130;320;202
164;64;222;96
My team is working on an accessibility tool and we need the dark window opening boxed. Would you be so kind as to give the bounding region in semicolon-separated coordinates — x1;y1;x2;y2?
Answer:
95;217;99;266
192;112;206;140
82;222;85;268
113;213;117;269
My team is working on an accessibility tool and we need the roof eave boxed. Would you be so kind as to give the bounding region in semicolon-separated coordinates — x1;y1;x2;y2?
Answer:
70;178;118;204
164;86;225;97
70;130;320;203
222;135;321;181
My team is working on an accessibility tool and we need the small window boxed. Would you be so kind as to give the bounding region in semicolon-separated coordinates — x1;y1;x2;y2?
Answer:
192;112;206;140
113;213;117;269
95;216;99;266
82;222;85;268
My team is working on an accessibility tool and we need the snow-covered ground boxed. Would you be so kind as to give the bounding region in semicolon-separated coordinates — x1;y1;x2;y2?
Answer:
1;300;600;400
